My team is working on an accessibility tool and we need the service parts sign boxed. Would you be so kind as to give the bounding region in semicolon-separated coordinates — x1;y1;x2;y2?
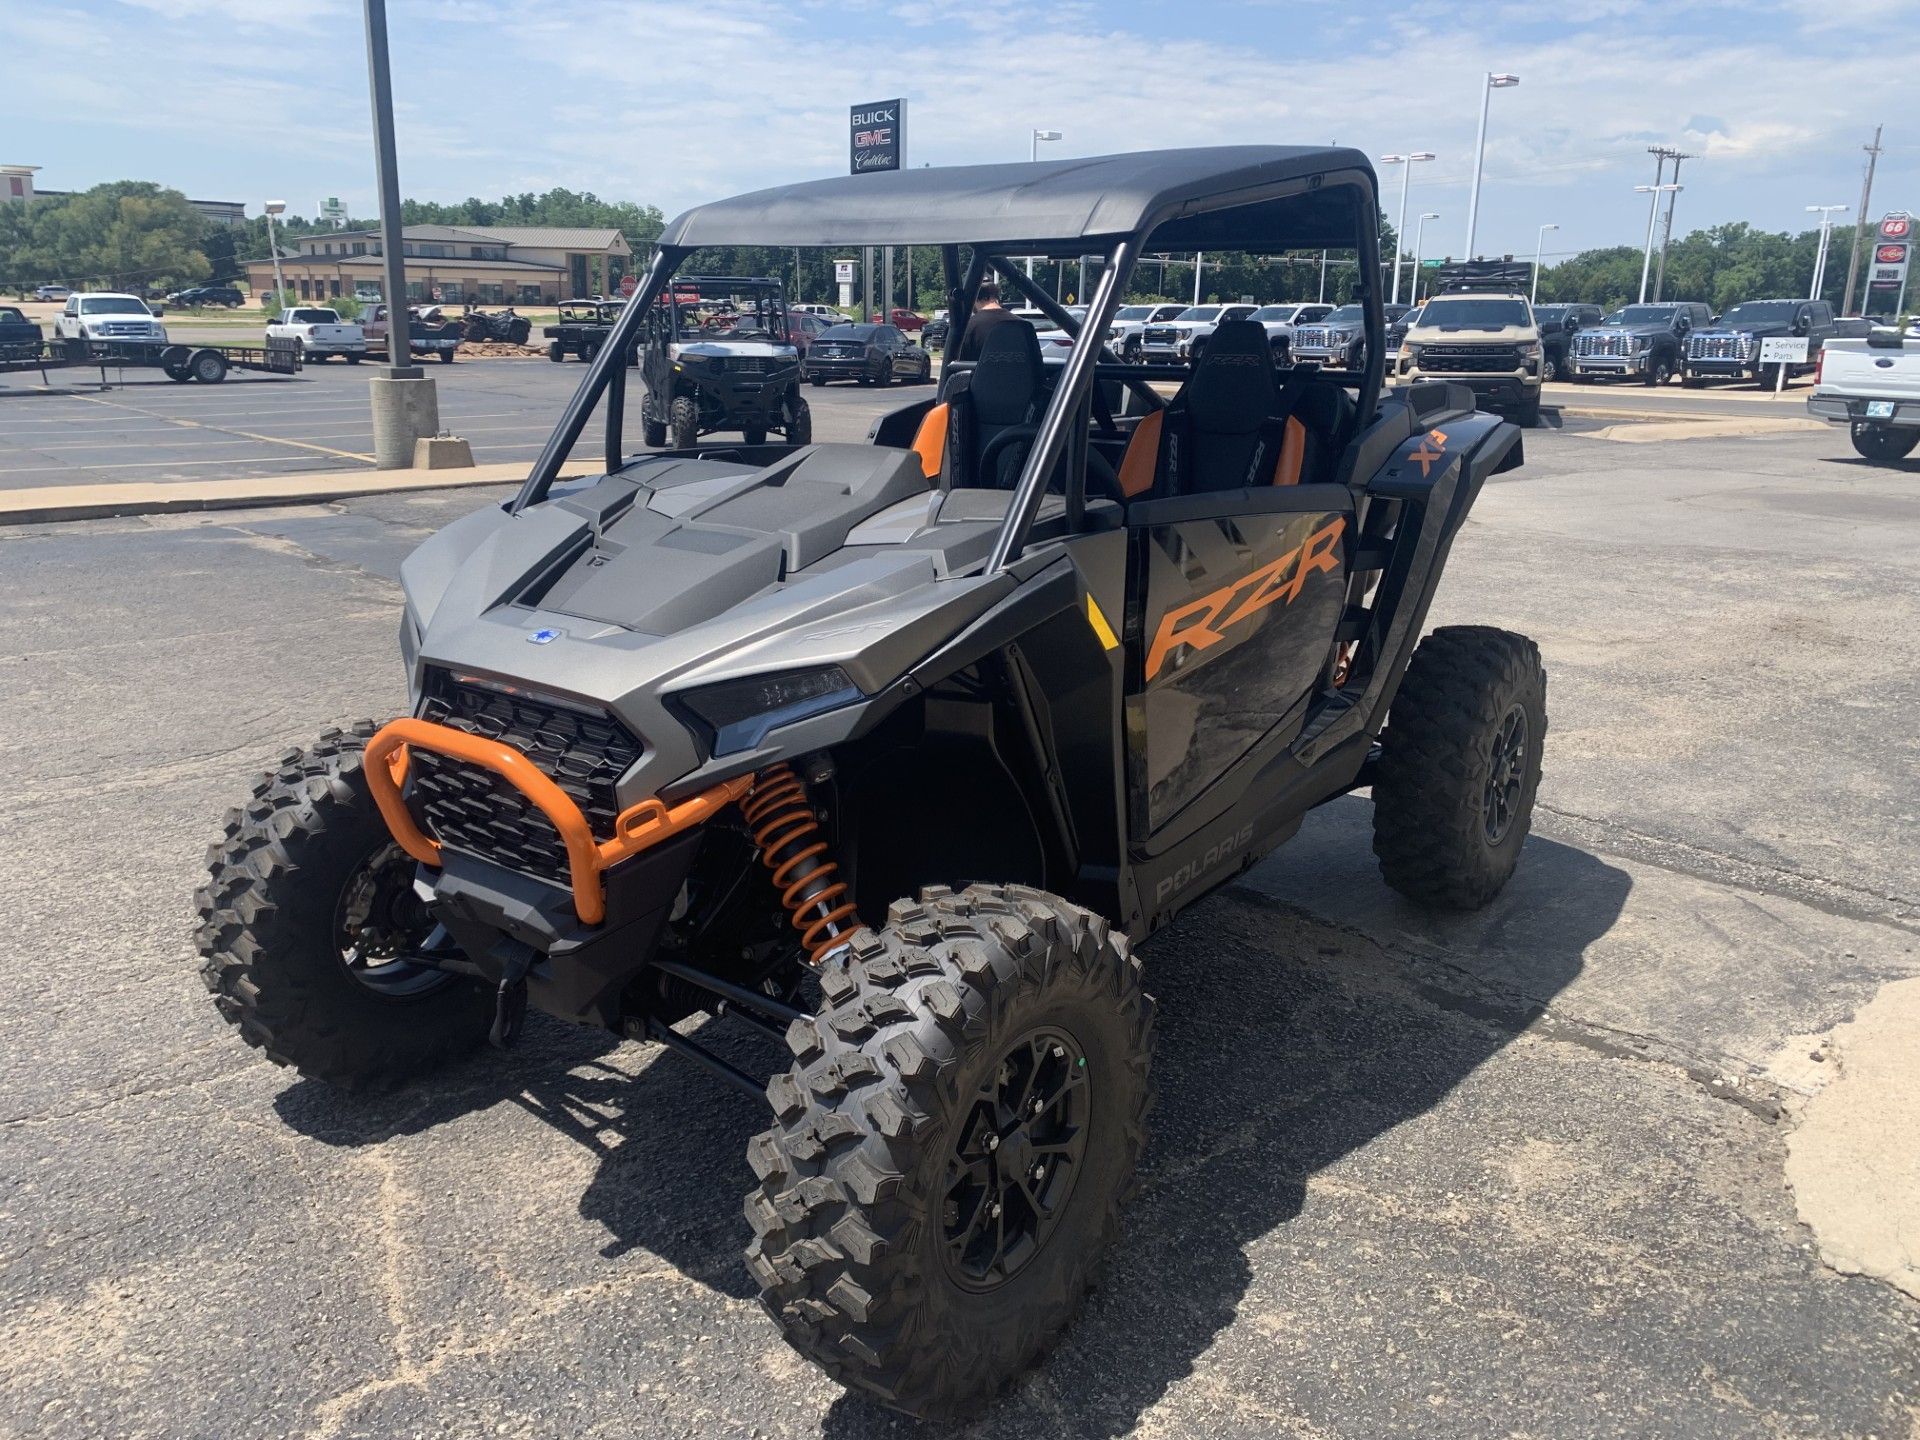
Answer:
850;99;906;174
1868;212;1912;296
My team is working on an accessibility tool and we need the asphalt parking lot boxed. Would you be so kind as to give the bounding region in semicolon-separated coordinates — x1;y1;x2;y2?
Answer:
0;351;1824;494
0;359;899;490
2;413;1916;1438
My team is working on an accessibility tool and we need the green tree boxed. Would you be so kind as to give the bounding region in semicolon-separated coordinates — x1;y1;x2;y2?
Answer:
28;182;212;290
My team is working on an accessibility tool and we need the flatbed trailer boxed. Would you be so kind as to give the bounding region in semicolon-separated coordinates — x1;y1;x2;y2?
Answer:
0;336;303;384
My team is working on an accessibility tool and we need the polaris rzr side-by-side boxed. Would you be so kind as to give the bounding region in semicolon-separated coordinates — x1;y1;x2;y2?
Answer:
636;275;812;448
196;147;1546;1419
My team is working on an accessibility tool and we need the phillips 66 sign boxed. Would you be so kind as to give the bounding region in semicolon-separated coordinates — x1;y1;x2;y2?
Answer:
850;100;906;174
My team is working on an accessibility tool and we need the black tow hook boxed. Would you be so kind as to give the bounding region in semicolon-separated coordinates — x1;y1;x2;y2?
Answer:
490;946;535;1049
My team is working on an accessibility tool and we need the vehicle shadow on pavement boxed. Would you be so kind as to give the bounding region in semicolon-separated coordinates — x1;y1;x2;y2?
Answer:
272;831;1627;1437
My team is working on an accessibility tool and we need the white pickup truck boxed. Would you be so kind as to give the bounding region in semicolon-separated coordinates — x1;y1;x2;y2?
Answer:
54;293;169;344
266;307;367;363
1806;325;1920;464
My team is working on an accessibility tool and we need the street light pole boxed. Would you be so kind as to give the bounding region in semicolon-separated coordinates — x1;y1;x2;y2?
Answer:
1193;252;1204;305
263;200;288;304
1379;150;1434;305
1634;183;1680;304
1027;128;1061;277
1532;222;1558;304
1412;211;1438;302
1806;204;1848;299
1464;73;1518;260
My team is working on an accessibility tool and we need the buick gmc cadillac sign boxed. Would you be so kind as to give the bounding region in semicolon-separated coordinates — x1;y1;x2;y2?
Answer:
850;100;906;173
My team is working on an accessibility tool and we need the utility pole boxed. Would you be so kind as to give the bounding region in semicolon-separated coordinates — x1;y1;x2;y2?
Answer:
362;0;436;469
1842;124;1884;316
1648;146;1693;301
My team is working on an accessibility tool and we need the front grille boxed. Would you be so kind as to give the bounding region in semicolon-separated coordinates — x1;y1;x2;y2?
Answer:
1416;344;1522;372
1689;334;1754;361
1142;326;1178;346
406;671;644;888
96;322;155;337
1572;332;1633;358
1292;327;1330;350
723;356;772;373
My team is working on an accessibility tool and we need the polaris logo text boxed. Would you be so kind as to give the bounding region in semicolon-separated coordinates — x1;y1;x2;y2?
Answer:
1156;824;1255;902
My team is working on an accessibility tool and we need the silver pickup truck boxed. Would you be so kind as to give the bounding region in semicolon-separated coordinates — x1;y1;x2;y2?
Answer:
1806;324;1920;464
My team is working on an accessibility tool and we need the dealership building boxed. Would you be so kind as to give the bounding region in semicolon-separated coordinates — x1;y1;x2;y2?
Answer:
243;224;635;305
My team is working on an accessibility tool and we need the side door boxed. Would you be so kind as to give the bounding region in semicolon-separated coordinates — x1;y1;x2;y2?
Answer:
880;325;909;376
1124;484;1355;836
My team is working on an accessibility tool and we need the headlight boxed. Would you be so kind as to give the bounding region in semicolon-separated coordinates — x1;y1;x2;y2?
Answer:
1520;341;1543;358
1631;336;1652;351
675;666;862;755
1406;342;1426;358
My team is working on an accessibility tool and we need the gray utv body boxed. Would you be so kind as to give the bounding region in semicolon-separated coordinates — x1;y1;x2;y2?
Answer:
390;145;1522;1032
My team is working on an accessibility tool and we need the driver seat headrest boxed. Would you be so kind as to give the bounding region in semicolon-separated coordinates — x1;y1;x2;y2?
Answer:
968;321;1044;426
1185;321;1279;434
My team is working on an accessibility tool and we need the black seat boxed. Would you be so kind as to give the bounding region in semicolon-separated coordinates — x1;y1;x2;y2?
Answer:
1179;320;1285;492
959;321;1044;488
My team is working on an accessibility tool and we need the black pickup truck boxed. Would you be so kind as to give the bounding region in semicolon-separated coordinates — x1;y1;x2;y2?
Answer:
1684;298;1834;387
0;305;42;356
1530;302;1603;382
1566;301;1710;385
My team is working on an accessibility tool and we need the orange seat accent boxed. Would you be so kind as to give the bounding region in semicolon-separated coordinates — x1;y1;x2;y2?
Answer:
1116;408;1164;497
363;717;753;927
1271;416;1306;486
910;402;949;479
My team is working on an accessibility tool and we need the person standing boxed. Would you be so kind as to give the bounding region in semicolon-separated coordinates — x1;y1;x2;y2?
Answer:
956;279;1028;360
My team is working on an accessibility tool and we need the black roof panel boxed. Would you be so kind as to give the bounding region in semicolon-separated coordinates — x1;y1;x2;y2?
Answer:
657;146;1376;253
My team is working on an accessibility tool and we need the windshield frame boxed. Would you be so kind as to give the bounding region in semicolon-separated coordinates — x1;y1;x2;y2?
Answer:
1716;300;1800;328
1418;296;1532;330
78;297;152;316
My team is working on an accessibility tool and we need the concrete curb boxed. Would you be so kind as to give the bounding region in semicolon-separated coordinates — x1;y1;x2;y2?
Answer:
0;459;596;526
1584;417;1827;443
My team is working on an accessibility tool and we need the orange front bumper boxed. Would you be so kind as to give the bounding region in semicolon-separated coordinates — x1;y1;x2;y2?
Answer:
363;716;752;926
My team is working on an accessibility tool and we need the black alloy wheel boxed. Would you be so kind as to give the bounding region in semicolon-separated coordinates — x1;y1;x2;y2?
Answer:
332;841;461;1000
940;1027;1091;1291
1483;703;1530;845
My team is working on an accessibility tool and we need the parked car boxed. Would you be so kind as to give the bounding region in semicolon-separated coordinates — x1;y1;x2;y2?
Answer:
803;322;932;385
33;284;72;302
1288;303;1369;370
1684;298;1834;388
791;303;843;324
544;298;631;363
172;286;246;309
778;310;834;355
1563;301;1705;386
53;292;168;344
266;306;367;363
1528;303;1604;382
886;307;926;334
1138;301;1259;364
1807;323;1920;463
922;310;952;350
638;276;810;447
364;302;463;363
1248;302;1335;358
1383;304;1424;365
0;304;43;356
1397;283;1543;425
1103;302;1190;361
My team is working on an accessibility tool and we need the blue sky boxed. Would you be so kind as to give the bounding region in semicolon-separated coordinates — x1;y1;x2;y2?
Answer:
8;0;1915;260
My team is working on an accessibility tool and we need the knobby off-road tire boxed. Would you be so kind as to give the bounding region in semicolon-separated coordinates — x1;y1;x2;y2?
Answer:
745;884;1154;1418
1372;626;1547;910
668;395;700;449
783;393;813;446
194;722;492;1089
1850;422;1919;465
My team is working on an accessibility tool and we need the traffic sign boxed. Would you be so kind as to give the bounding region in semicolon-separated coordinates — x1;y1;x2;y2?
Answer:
1420;258;1444;269
619;273;636;297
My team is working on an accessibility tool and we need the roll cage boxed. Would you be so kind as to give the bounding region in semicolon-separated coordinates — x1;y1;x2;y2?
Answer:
510;146;1385;569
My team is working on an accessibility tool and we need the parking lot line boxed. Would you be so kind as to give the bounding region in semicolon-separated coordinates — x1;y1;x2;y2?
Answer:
68;393;374;463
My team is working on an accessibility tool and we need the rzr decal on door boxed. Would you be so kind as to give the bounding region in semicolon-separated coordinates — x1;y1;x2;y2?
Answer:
1144;515;1345;681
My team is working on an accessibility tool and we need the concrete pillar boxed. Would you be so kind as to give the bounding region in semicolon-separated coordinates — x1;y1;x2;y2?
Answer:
370;370;438;470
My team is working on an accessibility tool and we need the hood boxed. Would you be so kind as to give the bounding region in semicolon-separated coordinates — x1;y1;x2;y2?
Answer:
1584;320;1668;337
400;443;1024;800
1695;322;1790;339
673;338;798;360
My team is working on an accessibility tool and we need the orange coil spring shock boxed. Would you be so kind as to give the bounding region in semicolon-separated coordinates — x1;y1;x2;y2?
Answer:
742;763;858;963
